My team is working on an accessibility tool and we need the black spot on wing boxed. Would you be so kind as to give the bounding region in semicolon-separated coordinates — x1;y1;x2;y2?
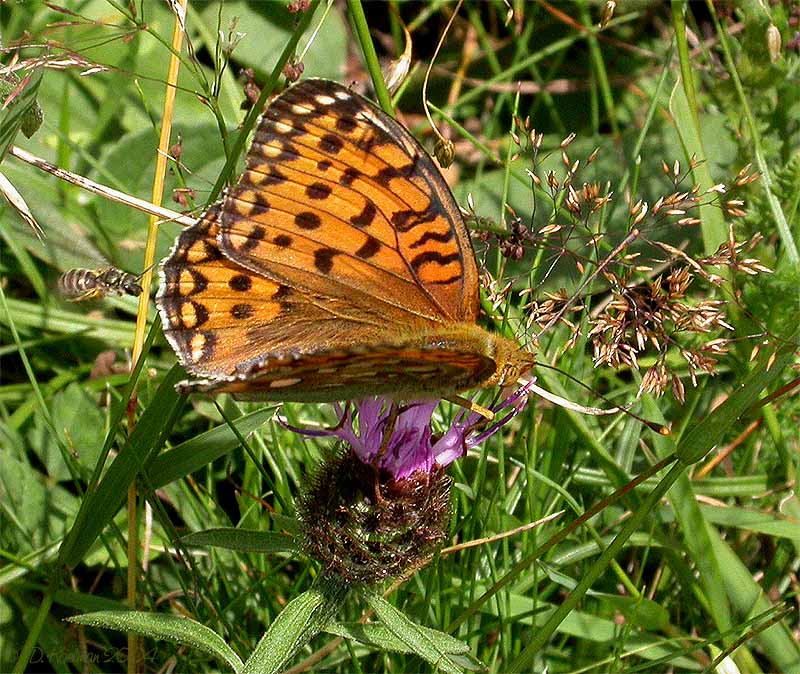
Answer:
410;250;461;271
314;247;338;274
350;202;377;228
306;182;332;200
237;226;265;253
231;303;254;320
340;167;361;186
335;116;357;133
355;235;381;259
409;229;454;248
319;133;344;154
228;274;252;292
295;212;322;230
390;208;438;233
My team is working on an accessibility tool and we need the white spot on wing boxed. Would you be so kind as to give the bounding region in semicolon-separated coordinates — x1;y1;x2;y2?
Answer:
334;90;350;101
315;94;336;106
189;334;206;361
291;104;310;115
274;121;293;134
356;109;390;133
261;143;283;158
180;303;198;328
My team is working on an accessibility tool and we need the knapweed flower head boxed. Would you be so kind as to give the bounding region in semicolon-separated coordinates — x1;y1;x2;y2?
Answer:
292;384;532;584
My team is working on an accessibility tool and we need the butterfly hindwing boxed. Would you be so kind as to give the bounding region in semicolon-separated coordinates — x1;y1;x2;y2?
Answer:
181;340;497;401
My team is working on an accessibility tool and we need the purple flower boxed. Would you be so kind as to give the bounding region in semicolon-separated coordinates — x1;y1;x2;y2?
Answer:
284;382;533;481
291;383;533;583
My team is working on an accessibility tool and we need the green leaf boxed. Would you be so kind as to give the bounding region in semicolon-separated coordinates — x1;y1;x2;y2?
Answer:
29;382;106;482
58;366;184;568
0;452;77;556
196;2;348;81
698;503;800;539
669;72;727;253
595;594;670;632
53;589;127;614
67;611;243;672
366;593;464;674
711;527;800;673
0;68;43;160
0;297;135;345
180;528;297;554
147;407;274;488
326;621;471;656
677;347;797;465
241;574;349;674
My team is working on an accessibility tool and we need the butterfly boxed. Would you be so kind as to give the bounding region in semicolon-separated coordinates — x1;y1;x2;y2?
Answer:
59;267;143;302
156;79;534;402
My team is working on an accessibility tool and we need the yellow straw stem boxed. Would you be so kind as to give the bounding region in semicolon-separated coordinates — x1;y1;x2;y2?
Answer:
132;16;186;365
127;3;187;672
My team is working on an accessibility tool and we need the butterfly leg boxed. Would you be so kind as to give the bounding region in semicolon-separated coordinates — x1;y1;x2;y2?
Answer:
446;394;494;421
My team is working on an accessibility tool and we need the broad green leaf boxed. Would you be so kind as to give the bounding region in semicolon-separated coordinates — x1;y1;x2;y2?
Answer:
0;451;77;555
29;382;106;482
197;2;347;81
367;593;464;674
180;527;297;554
242;575;349;674
147;407;275;488
596;594;670;632
67;611;243;672
326;621;471;656
699;504;800;539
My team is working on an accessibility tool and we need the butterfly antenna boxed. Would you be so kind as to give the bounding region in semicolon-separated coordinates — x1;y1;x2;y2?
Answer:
529;364;670;435
535;228;641;338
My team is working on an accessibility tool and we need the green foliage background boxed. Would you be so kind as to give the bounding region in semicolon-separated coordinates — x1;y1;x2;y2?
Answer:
1;2;799;673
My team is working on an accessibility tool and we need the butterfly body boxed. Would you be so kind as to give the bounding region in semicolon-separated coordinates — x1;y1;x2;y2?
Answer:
157;79;533;401
59;267;143;302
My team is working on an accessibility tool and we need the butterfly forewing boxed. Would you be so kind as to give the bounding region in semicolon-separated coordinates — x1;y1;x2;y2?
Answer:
159;205;394;377
219;79;478;323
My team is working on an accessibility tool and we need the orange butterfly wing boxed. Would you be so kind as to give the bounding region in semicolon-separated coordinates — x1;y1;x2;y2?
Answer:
159;205;394;377
218;79;478;324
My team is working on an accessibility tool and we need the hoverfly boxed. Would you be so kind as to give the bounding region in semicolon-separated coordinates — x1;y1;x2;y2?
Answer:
58;267;143;302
